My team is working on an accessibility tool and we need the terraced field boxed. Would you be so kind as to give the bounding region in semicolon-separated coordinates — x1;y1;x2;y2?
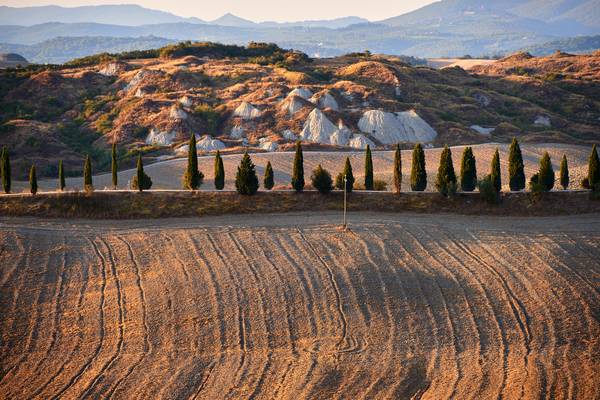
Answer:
0;212;599;399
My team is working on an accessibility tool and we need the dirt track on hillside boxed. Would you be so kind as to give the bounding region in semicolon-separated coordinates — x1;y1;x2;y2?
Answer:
1;212;599;399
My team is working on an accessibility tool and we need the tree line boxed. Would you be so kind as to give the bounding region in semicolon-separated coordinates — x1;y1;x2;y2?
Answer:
1;135;599;198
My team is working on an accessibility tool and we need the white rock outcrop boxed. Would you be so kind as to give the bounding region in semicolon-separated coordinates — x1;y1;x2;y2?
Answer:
259;138;278;152
329;120;351;146
282;129;297;141
126;70;154;91
230;125;244;139
177;135;225;153
310;91;339;111
280;95;306;116
134;88;146;98
473;93;491;107
169;105;188;120
145;128;176;146
300;108;339;144
470;125;494;136
179;96;193;108
358;110;437;144
534;115;551;127
288;87;313;100
348;134;376;150
99;62;123;77
233;102;262;119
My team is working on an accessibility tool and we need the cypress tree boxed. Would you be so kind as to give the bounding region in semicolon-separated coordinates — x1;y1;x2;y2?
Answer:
291;141;304;192
364;144;374;190
410;143;427;191
393;144;402;193
132;154;152;191
214;150;225;190
538;152;555;192
490;149;501;193
83;155;93;192
263;161;274;190
508;138;525;191
589;144;600;190
183;134;203;190
235;152;259;195
1;146;10;194
58;160;66;191
560;155;569;190
111;143;118;189
435;145;457;196
460;146;477;192
341;157;355;193
29;164;37;195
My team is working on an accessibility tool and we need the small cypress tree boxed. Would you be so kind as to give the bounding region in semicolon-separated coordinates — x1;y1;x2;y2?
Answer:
291;141;304;192
410;143;427;191
560;155;569;190
29;164;37;195
1;146;10;194
235;152;259;195
435;145;457;196
311;164;333;194
263;161;274;190
460;146;477;192
58;160;66;191
508;137;525;191
393;144;402;193
538;152;555;192
214;150;225;190
364;144;374;190
83;155;93;192
336;157;355;193
588;144;600;191
490;149;501;193
131;154;152;191
111;143;118;189
183;134;203;190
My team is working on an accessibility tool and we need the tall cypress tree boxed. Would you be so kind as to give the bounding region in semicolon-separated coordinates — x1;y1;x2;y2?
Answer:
460;146;477;192
136;154;144;192
58;160;66;191
235;152;259;195
393;144;402;193
214;150;225;190
364;144;374;190
263;161;274;190
490;149;501;193
538;152;555;192
83;155;93;192
560;155;569;190
1;146;10;194
340;157;355;193
508;138;525;191
435;145;457;196
29;164;37;195
291;141;304;192
183;134;203;190
111;143;118;189
411;143;427;191
589;144;600;190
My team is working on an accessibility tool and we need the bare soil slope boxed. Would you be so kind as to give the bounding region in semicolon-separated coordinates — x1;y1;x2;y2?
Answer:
0;212;599;399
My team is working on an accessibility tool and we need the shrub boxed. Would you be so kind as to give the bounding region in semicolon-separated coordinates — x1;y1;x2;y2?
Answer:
435;145;457;197
291;141;304;192
588;144;600;191
393;144;402;193
581;177;590;189
214;150;225;190
335;157;355;193
58;160;65;191
478;175;499;204
236;152;259;195
131;154;152;191
311;164;333;194
560;155;569;190
411;143;427;191
490;149;501;193
29;164;37;195
529;173;544;193
83;155;93;192
364;145;374;191
537;152;555;192
460;146;477;192
183;134;203;190
508;138;525;191
373;179;388;191
264;161;274;190
193;104;221;134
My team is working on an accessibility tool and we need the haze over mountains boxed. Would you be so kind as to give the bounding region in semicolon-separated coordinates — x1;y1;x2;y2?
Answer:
1;0;600;63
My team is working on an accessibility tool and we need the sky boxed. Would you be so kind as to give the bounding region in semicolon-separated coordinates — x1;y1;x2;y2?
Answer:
0;0;438;22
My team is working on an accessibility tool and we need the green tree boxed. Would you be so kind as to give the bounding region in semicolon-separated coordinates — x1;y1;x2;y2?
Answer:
588;144;600;190
335;157;355;193
291;141;304;192
214;150;225;190
58;160;66;191
490;149;501;193
560;155;569;190
131;154;152;191
393;144;402;193
364;144;374;190
183;134;203;190
435;145;457;196
311;164;333;194
83;155;93;192
111;143;118;189
235;152;259;195
29;164;37;195
263;161;274;190
460;146;477;192
538;152;555;192
508;138;525;191
410;143;427;191
1;146;10;194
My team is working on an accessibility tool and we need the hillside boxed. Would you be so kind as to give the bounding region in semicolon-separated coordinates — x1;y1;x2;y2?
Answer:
0;43;599;179
520;35;600;56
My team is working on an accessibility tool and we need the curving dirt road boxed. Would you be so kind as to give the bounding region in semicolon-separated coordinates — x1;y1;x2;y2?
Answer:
0;212;599;399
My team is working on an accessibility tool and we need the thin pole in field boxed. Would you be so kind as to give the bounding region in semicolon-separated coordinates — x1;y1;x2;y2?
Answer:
343;174;347;230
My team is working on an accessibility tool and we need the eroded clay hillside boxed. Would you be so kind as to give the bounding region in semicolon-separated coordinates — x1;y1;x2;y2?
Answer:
0;43;599;178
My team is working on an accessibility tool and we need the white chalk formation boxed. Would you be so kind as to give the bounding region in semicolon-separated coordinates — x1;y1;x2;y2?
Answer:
470;125;494;136
358;110;437;144
169;105;188;120
259;137;278;151
310;91;339;111
230;125;245;139
177;135;225;153
280;95;306;116
233;101;262;120
534;115;551;127
348;134;376;149
145;128;176;146
300;108;339;144
282;130;297;141
288;87;313;100
179;96;193;108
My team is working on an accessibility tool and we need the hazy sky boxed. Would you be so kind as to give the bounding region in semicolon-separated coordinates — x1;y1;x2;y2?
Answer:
0;0;438;21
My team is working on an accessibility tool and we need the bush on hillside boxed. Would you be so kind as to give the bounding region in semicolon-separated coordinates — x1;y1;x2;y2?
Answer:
311;165;333;194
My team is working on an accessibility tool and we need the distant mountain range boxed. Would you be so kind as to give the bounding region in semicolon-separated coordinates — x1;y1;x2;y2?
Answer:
1;0;599;63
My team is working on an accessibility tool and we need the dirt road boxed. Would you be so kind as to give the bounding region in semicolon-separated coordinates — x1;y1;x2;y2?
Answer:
0;212;598;399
